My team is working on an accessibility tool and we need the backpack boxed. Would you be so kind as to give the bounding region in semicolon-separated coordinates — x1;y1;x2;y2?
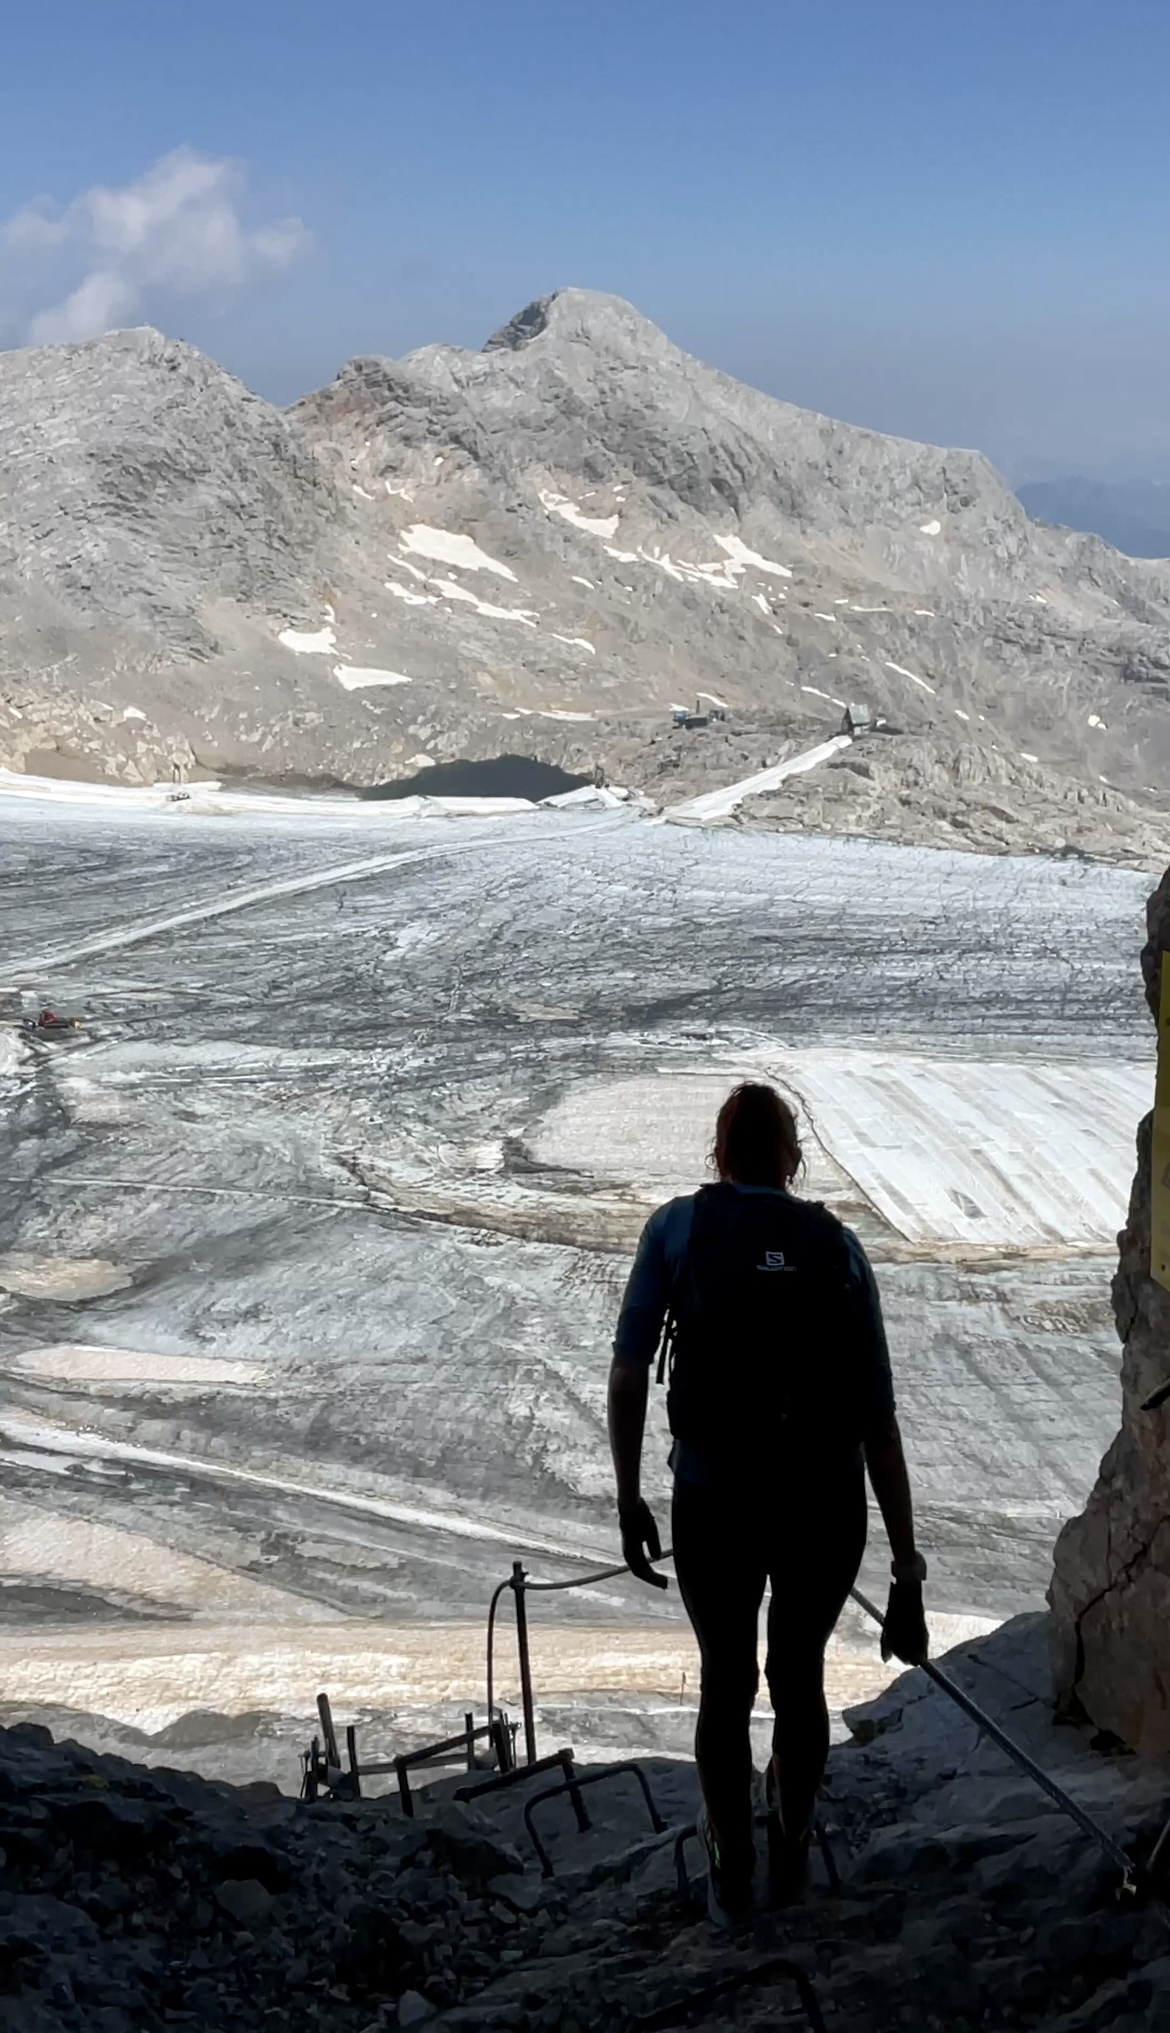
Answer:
657;1183;854;1457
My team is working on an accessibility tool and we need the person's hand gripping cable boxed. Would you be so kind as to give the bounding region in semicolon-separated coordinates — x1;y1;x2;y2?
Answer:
618;1497;669;1589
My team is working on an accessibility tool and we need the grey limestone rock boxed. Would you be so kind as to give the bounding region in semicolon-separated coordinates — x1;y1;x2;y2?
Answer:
1049;862;1170;1751
213;1875;274;1926
0;325;338;647
396;1992;433;2028
0;289;1166;858
2;1693;1170;2033
416;1801;523;1887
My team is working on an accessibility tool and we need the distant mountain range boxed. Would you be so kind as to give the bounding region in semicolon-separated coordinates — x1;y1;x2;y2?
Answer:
0;288;1167;862
1016;477;1170;561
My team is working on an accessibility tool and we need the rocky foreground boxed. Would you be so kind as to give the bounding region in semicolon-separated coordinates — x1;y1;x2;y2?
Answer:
4;1617;1169;2033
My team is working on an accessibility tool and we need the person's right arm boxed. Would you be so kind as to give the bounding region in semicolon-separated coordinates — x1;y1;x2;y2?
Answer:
841;1230;928;1663
866;1413;929;1664
863;1415;921;1572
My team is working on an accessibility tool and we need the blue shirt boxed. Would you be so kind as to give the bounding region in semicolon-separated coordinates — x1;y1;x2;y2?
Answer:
613;1184;895;1483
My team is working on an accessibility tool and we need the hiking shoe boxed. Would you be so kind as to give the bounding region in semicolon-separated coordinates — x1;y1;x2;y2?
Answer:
764;1765;812;1907
697;1805;754;1930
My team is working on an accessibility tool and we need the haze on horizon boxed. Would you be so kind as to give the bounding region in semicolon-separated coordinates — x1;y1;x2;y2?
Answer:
1;0;1166;485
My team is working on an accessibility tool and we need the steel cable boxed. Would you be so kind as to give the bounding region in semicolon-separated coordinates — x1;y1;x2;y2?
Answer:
486;1549;675;1724
849;1586;1142;1889
488;1564;1154;1903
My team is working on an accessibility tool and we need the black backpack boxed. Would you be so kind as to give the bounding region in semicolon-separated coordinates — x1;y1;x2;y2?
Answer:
657;1184;855;1458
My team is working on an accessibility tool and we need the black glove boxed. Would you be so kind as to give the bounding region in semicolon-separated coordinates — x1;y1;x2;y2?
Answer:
880;1579;929;1665
618;1499;668;1589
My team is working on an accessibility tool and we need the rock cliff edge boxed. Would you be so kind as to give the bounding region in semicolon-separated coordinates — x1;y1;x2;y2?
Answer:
1050;862;1170;1750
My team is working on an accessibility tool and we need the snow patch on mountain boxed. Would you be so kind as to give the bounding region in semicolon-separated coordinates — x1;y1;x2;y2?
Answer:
539;489;620;539
428;578;537;626
399;525;517;581
279;623;337;655
713;533;794;578
334;665;412;690
887;660;937;694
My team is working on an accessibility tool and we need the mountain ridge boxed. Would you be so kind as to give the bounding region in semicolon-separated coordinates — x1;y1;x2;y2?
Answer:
1017;473;1170;562
1;289;1167;861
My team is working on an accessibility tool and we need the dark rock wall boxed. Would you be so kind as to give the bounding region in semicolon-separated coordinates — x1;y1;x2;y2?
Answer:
1049;863;1170;1751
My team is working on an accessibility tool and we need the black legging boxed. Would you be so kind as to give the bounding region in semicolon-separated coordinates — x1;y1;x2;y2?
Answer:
672;1456;867;1876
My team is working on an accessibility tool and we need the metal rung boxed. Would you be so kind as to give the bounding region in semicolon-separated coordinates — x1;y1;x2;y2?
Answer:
524;1762;665;1878
397;1722;501;1772
396;1720;506;1817
456;1745;576;1808
306;1709;509;1813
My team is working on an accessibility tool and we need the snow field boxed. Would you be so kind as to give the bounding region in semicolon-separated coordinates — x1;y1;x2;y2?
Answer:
713;532;793;578
771;1050;1149;1248
531;1053;1149;1250
0;805;1150;1761
7;1344;265;1385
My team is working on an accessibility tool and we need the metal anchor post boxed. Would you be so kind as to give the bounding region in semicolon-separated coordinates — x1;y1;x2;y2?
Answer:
511;1559;538;1766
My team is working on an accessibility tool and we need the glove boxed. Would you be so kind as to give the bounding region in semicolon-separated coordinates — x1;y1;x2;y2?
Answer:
618;1499;668;1589
880;1579;929;1665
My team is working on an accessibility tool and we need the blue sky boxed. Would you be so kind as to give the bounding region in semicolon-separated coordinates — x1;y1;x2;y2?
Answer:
1;0;1166;477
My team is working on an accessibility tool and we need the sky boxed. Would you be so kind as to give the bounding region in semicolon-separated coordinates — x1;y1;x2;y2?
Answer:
1;0;1167;481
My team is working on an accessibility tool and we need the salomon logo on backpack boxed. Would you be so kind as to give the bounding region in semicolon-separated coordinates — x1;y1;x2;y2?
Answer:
658;1183;850;1457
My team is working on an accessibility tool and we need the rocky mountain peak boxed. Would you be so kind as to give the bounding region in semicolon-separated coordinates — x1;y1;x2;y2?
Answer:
483;291;559;351
482;287;667;358
0;292;1167;858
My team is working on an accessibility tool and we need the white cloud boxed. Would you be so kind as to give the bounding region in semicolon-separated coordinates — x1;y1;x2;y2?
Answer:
38;271;137;344
1;202;67;256
0;146;311;345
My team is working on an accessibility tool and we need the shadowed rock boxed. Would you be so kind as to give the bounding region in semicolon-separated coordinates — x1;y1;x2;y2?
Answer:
1049;860;1170;1749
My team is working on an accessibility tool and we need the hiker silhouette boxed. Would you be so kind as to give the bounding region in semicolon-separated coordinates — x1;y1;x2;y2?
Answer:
608;1080;927;1923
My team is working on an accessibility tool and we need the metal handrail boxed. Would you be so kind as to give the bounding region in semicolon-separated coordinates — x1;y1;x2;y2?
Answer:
486;1547;676;1758
523;1553;673;1592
